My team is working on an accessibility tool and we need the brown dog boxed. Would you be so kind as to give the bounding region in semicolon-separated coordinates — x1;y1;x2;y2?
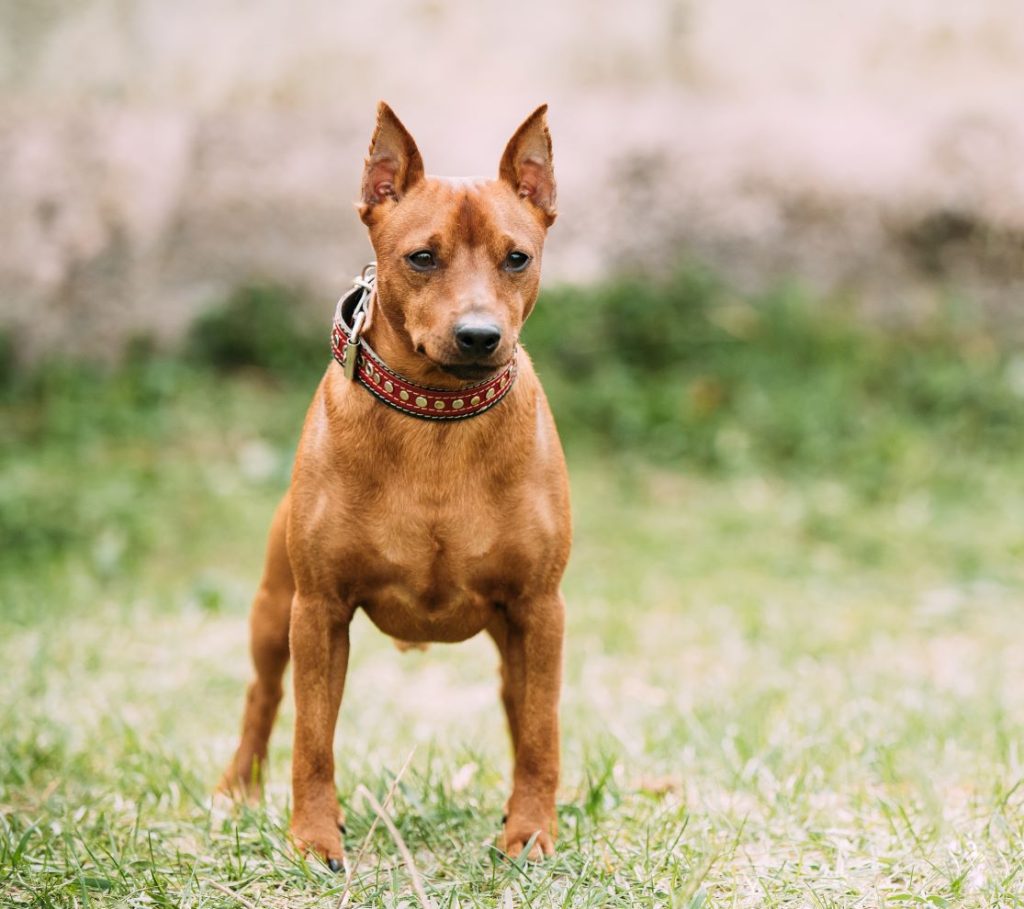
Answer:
218;103;571;866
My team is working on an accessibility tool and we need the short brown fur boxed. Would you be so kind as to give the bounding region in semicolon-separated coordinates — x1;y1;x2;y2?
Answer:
219;103;571;865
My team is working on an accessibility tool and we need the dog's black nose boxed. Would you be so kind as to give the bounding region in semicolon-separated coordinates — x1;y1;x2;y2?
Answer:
454;323;502;357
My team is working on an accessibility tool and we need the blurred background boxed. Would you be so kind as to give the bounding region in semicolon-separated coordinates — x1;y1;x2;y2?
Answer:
3;0;1024;359
3;3;1024;906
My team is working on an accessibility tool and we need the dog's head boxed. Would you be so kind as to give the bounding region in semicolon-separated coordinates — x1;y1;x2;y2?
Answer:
357;103;556;383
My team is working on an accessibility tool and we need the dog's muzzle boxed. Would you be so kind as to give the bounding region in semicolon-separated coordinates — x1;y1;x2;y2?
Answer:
331;263;518;421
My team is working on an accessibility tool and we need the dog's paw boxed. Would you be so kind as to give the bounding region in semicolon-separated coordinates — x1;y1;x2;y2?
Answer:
500;819;556;861
291;820;346;873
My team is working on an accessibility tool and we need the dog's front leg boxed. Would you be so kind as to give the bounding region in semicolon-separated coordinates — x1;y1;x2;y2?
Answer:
500;592;565;860
289;593;350;870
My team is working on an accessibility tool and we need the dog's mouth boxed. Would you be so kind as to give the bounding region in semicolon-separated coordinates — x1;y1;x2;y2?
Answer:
437;361;502;382
416;344;505;383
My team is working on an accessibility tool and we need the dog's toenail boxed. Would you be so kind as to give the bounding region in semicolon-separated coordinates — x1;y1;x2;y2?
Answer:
338;823;347;835
327;858;342;873
501;813;508;824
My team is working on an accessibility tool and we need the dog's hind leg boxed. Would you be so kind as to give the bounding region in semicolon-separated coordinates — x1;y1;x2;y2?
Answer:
218;493;295;801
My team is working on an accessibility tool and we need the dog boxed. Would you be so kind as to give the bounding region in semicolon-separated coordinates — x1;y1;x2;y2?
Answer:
218;102;571;867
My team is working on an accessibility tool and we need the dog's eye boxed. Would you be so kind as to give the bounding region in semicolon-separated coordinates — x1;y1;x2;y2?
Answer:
406;250;437;271
504;251;531;272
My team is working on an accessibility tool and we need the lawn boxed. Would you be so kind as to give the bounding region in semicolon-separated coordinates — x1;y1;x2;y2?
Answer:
2;282;1024;907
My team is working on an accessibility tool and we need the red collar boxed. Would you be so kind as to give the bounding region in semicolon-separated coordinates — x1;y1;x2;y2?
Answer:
330;266;518;421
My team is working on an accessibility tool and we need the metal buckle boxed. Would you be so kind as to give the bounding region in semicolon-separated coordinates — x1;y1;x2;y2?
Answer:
342;262;376;380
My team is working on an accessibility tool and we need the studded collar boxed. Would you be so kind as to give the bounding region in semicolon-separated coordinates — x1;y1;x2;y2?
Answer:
330;265;518;421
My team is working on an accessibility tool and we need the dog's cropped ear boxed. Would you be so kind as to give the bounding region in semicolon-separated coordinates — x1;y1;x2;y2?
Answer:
359;102;425;224
499;104;556;226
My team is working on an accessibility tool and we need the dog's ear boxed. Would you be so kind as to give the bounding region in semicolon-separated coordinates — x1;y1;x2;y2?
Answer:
499;104;556;226
359;102;425;224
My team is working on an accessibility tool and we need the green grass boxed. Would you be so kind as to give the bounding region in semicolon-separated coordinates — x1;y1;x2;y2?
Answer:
2;279;1024;906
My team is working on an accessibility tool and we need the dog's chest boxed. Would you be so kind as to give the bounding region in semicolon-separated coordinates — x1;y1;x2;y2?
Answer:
339;476;551;642
354;500;497;637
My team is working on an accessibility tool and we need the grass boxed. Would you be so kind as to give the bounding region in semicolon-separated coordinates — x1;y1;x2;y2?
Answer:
2;279;1024;906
